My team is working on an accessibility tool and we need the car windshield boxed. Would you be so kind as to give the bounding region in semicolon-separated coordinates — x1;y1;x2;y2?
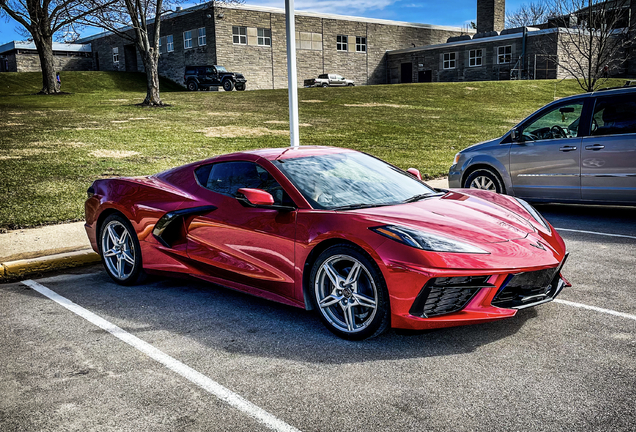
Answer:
272;152;437;210
216;66;228;73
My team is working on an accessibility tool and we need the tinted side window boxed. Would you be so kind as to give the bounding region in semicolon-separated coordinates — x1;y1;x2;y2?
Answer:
195;162;293;206
591;95;636;136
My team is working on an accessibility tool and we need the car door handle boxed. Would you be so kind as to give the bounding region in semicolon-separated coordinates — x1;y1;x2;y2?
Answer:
585;144;605;150
559;146;577;152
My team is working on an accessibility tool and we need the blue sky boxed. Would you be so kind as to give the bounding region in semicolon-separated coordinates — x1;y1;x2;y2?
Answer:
0;0;528;45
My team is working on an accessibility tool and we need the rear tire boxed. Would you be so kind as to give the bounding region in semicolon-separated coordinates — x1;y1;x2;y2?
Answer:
321;83;328;88
223;80;234;91
187;81;198;91
464;168;505;194
99;214;146;285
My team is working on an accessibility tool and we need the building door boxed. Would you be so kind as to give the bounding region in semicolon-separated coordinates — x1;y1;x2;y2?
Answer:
94;52;99;71
401;63;413;83
124;45;138;72
418;70;432;82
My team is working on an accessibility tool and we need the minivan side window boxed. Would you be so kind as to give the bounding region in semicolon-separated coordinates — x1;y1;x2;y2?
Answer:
195;162;294;206
590;95;636;136
521;101;584;141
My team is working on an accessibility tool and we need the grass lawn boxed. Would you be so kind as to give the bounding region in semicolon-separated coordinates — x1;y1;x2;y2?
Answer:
0;72;618;229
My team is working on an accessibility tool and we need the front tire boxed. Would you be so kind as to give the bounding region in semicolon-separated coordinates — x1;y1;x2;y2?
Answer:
310;245;390;340
235;83;246;91
464;168;505;194
99;214;145;285
223;80;234;91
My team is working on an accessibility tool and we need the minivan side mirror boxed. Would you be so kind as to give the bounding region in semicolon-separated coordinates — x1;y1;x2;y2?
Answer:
510;128;521;142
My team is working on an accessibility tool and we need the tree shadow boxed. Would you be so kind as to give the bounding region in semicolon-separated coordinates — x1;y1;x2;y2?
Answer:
19;271;540;365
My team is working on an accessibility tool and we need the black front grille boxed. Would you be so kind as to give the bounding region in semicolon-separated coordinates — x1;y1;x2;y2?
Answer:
410;276;493;318
491;258;567;309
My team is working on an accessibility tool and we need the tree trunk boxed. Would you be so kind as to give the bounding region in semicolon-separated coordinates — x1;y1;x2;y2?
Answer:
141;52;162;106
33;34;59;94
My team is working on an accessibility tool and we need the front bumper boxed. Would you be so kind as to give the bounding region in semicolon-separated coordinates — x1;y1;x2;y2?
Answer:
448;164;462;188
386;256;570;330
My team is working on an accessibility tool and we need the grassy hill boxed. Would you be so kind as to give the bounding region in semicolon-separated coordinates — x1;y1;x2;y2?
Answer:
0;71;183;96
0;72;620;229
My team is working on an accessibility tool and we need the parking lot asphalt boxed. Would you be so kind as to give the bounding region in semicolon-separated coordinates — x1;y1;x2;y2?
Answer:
2;205;635;432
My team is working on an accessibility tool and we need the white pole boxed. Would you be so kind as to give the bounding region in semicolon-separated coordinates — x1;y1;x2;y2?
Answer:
285;0;300;147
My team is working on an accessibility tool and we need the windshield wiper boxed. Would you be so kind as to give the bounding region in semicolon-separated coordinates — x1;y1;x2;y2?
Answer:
332;203;389;211
402;193;437;203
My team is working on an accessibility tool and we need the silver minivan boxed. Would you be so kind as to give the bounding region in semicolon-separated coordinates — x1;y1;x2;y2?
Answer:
448;86;636;204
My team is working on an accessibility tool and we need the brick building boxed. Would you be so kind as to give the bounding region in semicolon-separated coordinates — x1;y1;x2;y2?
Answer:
0;41;93;73
78;3;471;89
387;0;636;84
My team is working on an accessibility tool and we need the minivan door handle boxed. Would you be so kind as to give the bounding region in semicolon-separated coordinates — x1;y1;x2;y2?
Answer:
585;144;605;150
559;146;577;152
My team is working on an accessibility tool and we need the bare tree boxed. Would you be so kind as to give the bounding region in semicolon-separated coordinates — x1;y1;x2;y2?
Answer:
506;1;553;27
83;0;240;106
81;0;171;105
0;0;111;94
546;0;635;91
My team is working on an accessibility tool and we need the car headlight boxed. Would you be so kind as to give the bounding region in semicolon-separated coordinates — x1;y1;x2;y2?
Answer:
370;225;489;254
453;152;461;165
515;198;551;232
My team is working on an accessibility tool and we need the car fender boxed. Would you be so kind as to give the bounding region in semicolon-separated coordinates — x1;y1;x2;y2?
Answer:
461;153;514;195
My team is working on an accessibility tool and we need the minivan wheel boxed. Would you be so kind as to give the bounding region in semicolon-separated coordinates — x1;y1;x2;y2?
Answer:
187;81;198;91
464;169;505;194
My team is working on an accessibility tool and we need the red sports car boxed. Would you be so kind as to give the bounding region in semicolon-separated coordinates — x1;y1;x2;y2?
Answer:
85;146;569;340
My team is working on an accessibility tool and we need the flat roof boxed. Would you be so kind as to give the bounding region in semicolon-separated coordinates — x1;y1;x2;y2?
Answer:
0;41;91;55
78;2;472;42
387;27;559;55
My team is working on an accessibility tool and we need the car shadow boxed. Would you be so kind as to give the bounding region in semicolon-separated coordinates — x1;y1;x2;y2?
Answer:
536;203;636;237
20;271;541;365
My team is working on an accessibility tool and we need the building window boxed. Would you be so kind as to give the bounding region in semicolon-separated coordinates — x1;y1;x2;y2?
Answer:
112;47;119;64
198;28;206;46
337;35;348;51
443;52;456;69
184;31;192;49
258;28;271;46
498;45;512;64
469;49;482;67
233;26;247;45
166;35;174;52
356;36;366;53
158;37;162;54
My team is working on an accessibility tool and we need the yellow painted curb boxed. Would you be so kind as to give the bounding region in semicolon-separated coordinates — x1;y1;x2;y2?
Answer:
1;249;100;280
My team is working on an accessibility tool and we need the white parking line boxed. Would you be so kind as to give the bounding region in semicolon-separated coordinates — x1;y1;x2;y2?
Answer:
555;299;636;322
22;280;301;432
554;228;636;240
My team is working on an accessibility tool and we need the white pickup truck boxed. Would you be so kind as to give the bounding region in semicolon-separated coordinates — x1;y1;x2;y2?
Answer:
304;74;355;87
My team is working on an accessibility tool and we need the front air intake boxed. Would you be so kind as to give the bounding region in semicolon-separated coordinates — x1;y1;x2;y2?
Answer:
409;276;494;318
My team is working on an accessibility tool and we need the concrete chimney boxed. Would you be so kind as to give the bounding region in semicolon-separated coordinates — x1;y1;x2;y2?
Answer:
477;0;506;33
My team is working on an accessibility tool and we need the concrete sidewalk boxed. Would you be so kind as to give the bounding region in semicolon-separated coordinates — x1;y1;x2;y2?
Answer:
0;222;99;280
0;177;450;280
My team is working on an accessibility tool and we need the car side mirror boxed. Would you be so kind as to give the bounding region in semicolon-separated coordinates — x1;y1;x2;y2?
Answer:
407;168;422;180
510;128;521;142
237;188;296;212
237;188;274;206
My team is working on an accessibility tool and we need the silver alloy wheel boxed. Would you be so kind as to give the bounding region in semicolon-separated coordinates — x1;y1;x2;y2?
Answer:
314;254;378;334
469;175;496;191
101;220;136;281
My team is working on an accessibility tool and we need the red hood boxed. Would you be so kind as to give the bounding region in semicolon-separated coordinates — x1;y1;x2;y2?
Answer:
349;191;537;245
